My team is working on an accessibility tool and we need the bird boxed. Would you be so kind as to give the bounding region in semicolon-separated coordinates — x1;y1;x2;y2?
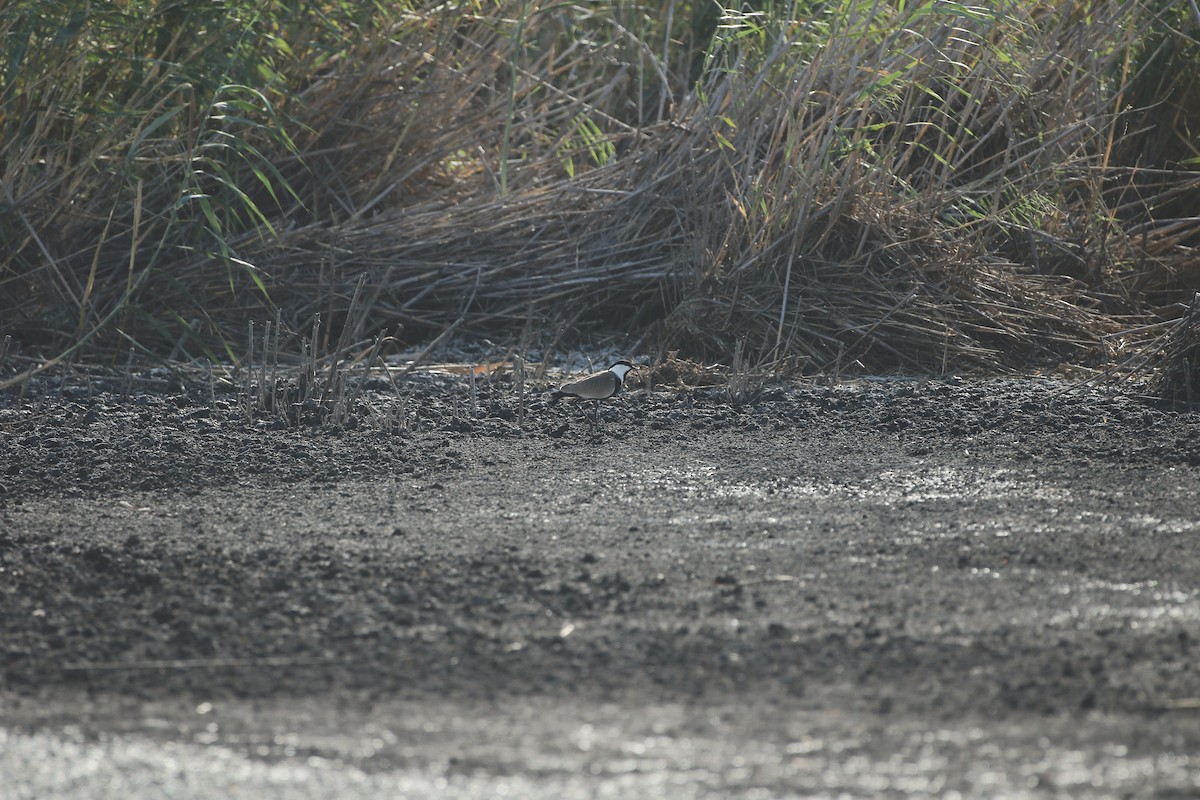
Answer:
550;359;635;427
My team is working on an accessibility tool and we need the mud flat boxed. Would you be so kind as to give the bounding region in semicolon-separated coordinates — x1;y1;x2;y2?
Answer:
2;373;1199;798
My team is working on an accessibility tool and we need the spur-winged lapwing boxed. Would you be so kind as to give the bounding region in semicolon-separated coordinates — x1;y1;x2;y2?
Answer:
550;359;634;426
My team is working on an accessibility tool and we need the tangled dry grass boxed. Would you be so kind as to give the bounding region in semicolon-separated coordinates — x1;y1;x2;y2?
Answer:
2;1;1198;380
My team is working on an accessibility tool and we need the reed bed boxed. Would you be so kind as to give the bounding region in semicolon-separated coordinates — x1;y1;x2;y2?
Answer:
2;0;1198;377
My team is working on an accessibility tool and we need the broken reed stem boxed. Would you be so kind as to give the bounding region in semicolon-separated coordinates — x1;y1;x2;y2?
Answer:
306;314;321;405
338;329;390;425
334;273;369;360
326;283;356;408
468;367;477;418
122;346;135;399
259;319;270;412
206;358;216;409
270;310;281;419
243;320;254;422
730;338;746;403
514;353;526;427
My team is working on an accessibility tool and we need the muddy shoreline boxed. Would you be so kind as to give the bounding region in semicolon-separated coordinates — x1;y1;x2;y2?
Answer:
3;370;1200;797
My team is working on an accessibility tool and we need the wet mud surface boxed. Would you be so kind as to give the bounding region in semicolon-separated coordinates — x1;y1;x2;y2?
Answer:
2;369;1200;797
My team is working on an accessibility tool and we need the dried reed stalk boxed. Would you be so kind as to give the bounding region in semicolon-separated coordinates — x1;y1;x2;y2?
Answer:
2;1;1197;376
